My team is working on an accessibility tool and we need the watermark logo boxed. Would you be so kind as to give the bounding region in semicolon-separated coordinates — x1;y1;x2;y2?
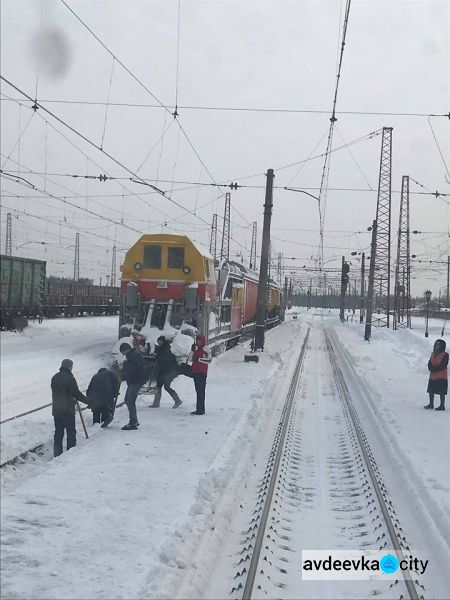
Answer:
302;550;427;580
379;554;399;574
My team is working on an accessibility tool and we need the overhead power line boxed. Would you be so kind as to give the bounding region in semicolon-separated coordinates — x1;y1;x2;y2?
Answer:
1;97;447;118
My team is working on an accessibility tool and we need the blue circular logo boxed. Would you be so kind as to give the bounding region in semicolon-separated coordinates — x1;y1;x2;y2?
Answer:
380;554;399;574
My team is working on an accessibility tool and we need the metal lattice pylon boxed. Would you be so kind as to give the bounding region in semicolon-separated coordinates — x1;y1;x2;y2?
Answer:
111;245;117;287
73;233;80;282
393;176;411;328
373;127;393;327
209;213;218;263
250;222;257;269
220;193;230;261
277;252;283;287
5;213;12;256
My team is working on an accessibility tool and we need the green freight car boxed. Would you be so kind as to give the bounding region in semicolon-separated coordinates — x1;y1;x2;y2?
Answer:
0;255;46;311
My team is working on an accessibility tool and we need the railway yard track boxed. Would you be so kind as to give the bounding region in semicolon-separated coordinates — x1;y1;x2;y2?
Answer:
205;324;425;600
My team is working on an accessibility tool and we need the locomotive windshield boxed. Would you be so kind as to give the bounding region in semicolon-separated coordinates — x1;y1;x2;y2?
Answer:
143;245;161;269
168;247;184;269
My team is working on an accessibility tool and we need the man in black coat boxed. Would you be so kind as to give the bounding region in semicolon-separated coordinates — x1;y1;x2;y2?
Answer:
149;336;182;408
119;342;145;430
51;359;87;457
87;368;120;427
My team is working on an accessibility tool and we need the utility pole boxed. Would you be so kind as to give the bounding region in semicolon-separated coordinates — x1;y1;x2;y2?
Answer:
250;222;257;269
339;256;347;322
209;213;218;264
5;212;12;256
111;245;117;287
353;280;356;314
220;193;231;262
283;276;288;320
447;255;449;307
364;220;378;340
73;233;80;282
360;252;365;323
254;169;274;352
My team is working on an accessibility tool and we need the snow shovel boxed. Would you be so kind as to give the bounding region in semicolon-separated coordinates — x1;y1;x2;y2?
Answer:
75;398;89;439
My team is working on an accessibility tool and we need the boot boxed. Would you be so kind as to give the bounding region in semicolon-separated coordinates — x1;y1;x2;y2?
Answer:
424;397;434;409
170;390;182;408
122;423;138;430
435;398;445;411
149;389;161;408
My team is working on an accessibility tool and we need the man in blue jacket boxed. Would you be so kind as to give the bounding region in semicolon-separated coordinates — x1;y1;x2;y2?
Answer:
119;342;145;430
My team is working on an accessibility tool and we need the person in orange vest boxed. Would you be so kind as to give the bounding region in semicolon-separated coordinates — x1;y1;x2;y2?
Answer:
424;339;448;411
190;334;212;415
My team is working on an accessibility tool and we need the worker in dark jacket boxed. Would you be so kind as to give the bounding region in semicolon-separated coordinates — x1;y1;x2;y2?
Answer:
190;334;212;415
149;336;182;408
51;359;87;457
119;342;145;430
424;339;449;411
87;368;120;427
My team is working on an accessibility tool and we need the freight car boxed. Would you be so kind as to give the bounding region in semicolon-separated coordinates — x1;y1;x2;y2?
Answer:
119;234;281;347
43;277;120;317
0;254;120;329
0;254;46;329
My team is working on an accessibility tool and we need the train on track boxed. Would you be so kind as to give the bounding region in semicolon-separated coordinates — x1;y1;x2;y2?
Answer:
0;254;119;329
119;234;282;350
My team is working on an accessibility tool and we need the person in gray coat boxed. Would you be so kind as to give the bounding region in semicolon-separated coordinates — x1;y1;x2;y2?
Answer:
51;359;87;457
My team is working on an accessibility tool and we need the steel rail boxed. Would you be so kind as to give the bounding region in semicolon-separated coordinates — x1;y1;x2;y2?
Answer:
325;329;420;600
242;326;310;600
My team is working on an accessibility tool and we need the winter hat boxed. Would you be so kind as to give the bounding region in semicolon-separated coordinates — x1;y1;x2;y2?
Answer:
434;339;446;352
61;359;73;370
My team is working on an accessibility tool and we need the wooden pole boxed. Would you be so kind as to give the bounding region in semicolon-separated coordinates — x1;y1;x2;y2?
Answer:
254;169;274;351
75;398;89;439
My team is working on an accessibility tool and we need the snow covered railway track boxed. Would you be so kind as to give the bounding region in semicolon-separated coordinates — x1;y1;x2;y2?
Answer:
0;444;47;469
325;330;423;600
226;327;424;600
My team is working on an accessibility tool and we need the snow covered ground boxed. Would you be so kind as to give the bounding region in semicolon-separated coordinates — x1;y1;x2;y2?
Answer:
1;316;119;465
1;316;119;420
1;310;449;599
1;316;307;599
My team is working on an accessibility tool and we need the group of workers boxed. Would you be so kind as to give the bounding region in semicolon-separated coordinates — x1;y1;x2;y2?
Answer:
50;335;447;459
50;333;211;456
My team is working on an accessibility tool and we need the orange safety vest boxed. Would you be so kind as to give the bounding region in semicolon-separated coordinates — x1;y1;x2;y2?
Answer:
429;352;448;381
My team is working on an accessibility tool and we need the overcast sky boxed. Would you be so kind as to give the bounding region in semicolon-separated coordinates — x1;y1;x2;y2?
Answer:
1;0;449;296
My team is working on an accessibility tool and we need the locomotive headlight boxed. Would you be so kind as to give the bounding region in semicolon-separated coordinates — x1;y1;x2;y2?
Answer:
134;262;143;271
183;266;191;274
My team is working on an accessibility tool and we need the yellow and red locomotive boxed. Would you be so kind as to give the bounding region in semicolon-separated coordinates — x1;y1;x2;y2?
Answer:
119;234;281;344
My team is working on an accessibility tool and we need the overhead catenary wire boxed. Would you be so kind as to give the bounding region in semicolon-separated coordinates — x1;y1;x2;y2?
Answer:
100;57;115;150
1;92;176;222
0;78;224;235
427;115;450;180
59;0;230;214
1;97;447;119
317;0;353;265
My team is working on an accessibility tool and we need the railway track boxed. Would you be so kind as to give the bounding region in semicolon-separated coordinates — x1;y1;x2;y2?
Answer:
222;325;423;600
